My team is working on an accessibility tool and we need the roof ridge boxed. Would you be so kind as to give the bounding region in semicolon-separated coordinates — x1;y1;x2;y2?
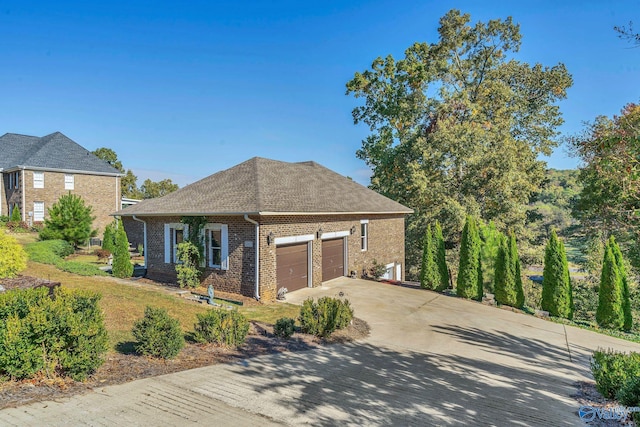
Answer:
253;157;264;212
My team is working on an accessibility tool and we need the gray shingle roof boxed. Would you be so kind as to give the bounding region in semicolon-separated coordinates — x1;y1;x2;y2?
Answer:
116;157;412;216
0;132;121;175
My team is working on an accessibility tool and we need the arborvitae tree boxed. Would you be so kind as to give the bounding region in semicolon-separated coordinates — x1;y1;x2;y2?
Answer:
609;236;633;331
420;224;439;290
509;234;524;307
10;205;21;222
494;235;513;305
433;221;449;292
457;216;483;301
596;242;625;330
541;230;573;319
480;221;502;292
39;193;95;247
102;222;116;254
112;219;133;278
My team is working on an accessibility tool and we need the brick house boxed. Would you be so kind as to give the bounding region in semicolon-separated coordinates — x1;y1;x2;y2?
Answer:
0;132;122;233
116;157;412;301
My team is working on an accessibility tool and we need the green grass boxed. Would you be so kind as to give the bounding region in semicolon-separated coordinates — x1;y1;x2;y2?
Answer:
239;303;301;325
24;240;107;276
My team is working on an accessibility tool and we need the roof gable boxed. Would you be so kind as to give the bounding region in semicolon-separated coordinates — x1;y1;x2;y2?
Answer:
117;157;412;216
0;132;121;175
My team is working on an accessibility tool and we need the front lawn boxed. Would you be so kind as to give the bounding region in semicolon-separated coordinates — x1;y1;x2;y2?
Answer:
22;262;301;349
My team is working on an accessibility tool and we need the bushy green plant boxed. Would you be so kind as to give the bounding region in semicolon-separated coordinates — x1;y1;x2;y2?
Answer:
590;348;640;399
25;240;106;276
0;231;27;278
369;260;386;279
10;205;21;222
299;297;353;337
597;242;625;330
609;236;633;331
132;306;184;359
0;287;109;380
0;215;9;225
112;219;133;278
102;222;116;254
480;221;502;292
420;221;449;291
457;216;483;301
176;241;201;288
616;376;640;408
541;230;573;319
274;317;296;339
494;233;525;308
192;309;250;347
39;193;96;247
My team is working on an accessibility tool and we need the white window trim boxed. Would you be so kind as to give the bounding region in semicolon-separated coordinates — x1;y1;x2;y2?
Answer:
64;174;74;190
360;220;369;251
33;171;44;189
203;224;229;270
320;230;349;240
33;202;44;222
274;234;315;245
163;223;189;264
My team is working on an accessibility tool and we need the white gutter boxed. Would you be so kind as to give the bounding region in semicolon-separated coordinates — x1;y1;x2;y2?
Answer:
243;214;260;301
132;215;147;267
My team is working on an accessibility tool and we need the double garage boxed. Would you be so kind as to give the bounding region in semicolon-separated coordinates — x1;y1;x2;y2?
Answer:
276;237;346;292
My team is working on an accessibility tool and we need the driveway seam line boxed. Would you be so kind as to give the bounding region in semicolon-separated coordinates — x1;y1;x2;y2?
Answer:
563;324;573;362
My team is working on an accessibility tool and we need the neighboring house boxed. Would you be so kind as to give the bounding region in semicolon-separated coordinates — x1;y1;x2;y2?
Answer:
0;132;122;233
116;157;412;301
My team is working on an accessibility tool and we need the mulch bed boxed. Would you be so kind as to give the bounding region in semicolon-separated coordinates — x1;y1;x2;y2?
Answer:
0;275;61;293
0;318;370;410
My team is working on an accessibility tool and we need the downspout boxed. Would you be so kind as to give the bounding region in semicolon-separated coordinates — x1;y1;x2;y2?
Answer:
243;214;260;301
132;215;147;268
21;168;25;222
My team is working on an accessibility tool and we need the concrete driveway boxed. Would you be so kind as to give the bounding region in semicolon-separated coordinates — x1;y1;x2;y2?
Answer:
2;278;640;426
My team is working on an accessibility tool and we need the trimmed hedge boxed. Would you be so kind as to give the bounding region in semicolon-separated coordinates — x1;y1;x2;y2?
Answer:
590;348;640;399
193;309;250;347
25;240;107;277
299;297;353;337
274;317;295;339
0;287;109;381
132;306;184;359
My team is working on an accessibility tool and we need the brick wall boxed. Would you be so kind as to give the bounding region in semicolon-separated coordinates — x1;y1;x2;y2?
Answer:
143;216;257;297
140;213;405;302
122;217;144;249
258;214;405;301
2;172;23;218
21;170;119;234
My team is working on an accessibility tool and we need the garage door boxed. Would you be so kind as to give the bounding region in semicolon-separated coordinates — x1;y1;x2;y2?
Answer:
276;243;309;292
322;238;344;282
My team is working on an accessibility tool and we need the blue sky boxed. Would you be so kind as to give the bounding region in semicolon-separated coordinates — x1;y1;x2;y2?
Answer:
1;1;638;187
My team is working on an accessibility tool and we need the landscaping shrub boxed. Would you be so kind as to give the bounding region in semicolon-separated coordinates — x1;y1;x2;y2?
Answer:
617;376;640;405
597;242;625;330
5;221;30;232
369;260;386;279
193;309;250;347
0;287;109;381
0;215;9;225
299;297;353;337
102;222;116;254
25;240;106;276
10;205;21;223
494;233;525;308
590;348;640;399
0;231;27;278
132;306;184;359
274;317;295;339
112;219;133;278
94;248;111;263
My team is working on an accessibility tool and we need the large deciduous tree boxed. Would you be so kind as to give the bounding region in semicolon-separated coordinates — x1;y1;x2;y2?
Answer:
346;9;572;275
92;148;179;200
569;104;640;268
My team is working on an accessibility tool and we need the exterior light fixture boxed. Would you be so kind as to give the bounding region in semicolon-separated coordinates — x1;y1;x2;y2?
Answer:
317;227;323;239
267;231;275;245
350;225;356;235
